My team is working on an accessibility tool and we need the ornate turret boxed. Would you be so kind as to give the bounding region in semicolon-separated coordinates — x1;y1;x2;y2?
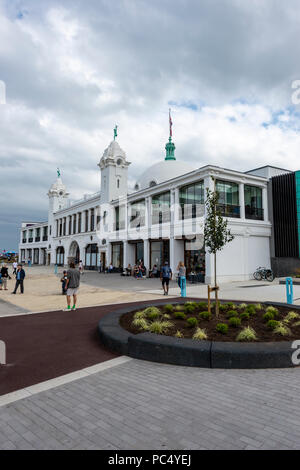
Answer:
165;109;176;161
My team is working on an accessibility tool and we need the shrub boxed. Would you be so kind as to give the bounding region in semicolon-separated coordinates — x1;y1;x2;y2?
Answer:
267;319;280;330
236;326;257;342
199;311;211;321
226;310;238;318
185;301;197;307
132;318;149;330
174;311;186;320
245;305;256;315
228;317;241;328
175;330;183;338
225;302;236;309
192;328;208;341
238;303;247;310
254;303;262;311
164;304;174;313
148;311;161;320
162;313;171;320
197;301;208;310
273;322;291;336
184;304;196;314
283;311;300;324
240;312;250;321
263;312;274;322
134;311;146;320
216;323;229;334
187;317;198;328
293;321;300;327
175;305;184;311
219;304;227;312
266;306;279;317
143;306;160;318
149;321;173;334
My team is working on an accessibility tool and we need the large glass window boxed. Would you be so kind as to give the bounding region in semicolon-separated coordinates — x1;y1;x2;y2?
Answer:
111;243;123;268
73;214;77;234
130;200;145;228
179;181;204;219
216;180;240;218
152;192;171;224
56;247;64;266
85;244;98;269
90;209;95;231
85;211;89;232
115;206;126;231
78;213;81;233
150;240;169;270
244;185;263;220
184;237;205;280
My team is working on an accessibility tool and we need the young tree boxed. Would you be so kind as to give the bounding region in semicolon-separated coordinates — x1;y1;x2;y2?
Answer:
204;179;234;315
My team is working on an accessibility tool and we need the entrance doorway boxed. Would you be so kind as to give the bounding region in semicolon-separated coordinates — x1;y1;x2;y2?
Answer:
184;237;205;281
68;241;80;265
100;252;106;271
150;240;169;270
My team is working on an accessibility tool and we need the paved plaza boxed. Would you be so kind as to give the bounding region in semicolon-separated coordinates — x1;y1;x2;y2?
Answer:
0;358;300;450
0;266;299;450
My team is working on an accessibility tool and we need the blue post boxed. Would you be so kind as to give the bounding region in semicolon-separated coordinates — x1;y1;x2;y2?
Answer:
180;276;186;298
54;264;58;274
286;277;293;304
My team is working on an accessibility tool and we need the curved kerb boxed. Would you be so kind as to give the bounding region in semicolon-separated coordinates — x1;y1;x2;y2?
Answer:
98;302;300;369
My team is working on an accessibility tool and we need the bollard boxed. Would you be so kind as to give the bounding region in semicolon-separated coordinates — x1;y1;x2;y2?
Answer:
180;276;186;297
54;264;58;274
286;277;293;304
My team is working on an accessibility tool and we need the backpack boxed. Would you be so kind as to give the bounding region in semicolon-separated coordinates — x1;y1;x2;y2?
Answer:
162;266;171;278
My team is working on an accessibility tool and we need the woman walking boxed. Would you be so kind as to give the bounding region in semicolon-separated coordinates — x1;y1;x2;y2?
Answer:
0;264;9;290
177;261;186;295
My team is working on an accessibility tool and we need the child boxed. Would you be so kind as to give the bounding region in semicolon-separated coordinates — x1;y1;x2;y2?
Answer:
60;270;68;295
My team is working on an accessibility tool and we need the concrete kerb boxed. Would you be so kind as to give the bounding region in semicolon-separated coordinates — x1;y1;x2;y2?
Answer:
98;301;300;369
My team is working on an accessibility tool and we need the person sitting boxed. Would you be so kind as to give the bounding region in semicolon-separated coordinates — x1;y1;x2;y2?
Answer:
126;264;132;276
108;263;114;273
150;264;158;278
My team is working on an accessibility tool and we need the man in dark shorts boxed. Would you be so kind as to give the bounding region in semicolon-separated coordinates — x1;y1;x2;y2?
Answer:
160;261;172;296
64;262;80;311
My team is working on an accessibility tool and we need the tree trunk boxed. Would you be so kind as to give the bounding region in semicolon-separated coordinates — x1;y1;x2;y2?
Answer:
214;251;219;317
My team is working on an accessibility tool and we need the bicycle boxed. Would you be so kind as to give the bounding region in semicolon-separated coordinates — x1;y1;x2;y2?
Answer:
253;266;274;282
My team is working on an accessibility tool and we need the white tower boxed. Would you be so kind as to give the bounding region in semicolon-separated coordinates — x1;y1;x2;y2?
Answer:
47;169;69;240
98;128;131;203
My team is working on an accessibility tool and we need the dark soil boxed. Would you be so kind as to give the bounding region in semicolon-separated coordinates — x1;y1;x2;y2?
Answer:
120;302;300;342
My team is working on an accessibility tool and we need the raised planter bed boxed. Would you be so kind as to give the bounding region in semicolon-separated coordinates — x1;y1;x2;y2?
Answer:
98;301;300;369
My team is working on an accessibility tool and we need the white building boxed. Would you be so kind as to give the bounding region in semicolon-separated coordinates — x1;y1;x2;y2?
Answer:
19;127;289;284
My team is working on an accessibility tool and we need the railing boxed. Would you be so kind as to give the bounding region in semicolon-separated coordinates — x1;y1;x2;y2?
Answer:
245;206;264;220
152;211;171;225
217;204;240;218
179;204;205;220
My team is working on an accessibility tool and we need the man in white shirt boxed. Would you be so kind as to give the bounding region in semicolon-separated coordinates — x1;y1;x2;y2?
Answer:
12;261;18;276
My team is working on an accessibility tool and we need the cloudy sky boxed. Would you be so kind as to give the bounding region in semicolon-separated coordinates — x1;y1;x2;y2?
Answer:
1;0;300;250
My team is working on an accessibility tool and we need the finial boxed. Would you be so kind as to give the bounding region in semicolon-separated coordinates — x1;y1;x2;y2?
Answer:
113;125;118;141
57;168;61;178
165;110;176;160
169;109;172;139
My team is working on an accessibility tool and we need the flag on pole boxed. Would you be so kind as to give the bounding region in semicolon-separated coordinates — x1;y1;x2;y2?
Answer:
169;109;173;137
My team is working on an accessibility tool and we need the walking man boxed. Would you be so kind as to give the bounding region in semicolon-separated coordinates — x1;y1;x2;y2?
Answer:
64;262;80;311
160;261;172;296
0;264;9;290
12;264;25;294
12;260;17;276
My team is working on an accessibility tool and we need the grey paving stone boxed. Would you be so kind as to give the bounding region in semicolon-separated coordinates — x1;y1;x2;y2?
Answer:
0;359;300;449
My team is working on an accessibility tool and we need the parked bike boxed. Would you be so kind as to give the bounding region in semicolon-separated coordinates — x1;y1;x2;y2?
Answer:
253;266;274;282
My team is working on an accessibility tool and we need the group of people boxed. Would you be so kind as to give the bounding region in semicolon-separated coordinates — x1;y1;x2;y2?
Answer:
124;260;146;278
0;261;26;294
